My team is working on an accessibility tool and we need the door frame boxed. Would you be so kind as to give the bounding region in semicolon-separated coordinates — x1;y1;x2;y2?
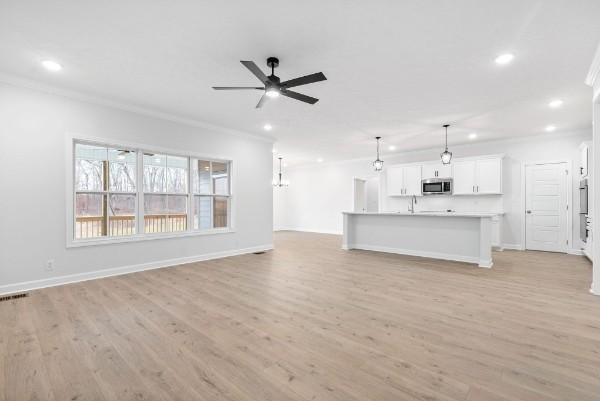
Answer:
352;177;367;212
352;174;381;213
520;160;572;252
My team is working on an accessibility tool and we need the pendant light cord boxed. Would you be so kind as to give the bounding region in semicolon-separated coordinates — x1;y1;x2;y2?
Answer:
443;124;449;151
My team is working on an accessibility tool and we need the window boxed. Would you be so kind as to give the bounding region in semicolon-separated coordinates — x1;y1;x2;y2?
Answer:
143;153;188;233
192;160;230;230
72;140;232;244
75;144;137;239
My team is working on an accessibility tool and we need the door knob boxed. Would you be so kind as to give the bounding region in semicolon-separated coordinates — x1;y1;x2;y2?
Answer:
526;210;532;214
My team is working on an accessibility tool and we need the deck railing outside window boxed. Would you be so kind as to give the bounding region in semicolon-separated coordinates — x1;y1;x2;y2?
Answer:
73;141;231;243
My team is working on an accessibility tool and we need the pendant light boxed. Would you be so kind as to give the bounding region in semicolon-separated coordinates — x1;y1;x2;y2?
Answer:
273;157;289;187
440;124;452;165
373;136;384;171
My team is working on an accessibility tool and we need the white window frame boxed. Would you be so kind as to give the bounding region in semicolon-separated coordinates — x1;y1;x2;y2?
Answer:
66;134;235;248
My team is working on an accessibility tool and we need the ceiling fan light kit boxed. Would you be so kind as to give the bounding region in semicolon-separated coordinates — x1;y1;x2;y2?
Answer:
213;57;327;108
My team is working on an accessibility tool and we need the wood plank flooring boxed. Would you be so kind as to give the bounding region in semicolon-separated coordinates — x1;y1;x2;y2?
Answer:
2;231;599;401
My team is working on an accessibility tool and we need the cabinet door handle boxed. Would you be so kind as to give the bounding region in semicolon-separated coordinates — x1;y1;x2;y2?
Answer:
476;185;479;192
473;185;475;193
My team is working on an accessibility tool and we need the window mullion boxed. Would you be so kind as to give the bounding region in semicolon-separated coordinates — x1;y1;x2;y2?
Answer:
137;150;144;235
187;157;193;232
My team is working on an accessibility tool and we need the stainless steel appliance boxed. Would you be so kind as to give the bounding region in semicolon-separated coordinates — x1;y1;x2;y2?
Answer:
580;179;588;242
422;178;452;195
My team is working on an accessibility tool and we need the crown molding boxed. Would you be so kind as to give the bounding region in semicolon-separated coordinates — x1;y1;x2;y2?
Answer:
585;42;600;87
0;72;275;144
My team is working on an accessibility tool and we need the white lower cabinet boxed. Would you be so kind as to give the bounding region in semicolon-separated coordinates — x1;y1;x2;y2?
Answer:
491;215;502;249
387;165;422;196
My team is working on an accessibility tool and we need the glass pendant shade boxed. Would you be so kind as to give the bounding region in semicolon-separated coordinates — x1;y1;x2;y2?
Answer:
440;150;452;165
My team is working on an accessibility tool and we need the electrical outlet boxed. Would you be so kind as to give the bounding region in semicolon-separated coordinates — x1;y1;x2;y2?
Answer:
46;259;54;272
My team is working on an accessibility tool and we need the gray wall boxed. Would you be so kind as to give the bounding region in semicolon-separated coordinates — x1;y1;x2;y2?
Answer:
0;82;273;289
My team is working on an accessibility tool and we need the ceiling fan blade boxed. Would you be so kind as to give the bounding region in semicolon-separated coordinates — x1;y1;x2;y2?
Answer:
281;90;319;104
212;86;264;90
281;72;327;89
241;61;269;83
256;94;268;108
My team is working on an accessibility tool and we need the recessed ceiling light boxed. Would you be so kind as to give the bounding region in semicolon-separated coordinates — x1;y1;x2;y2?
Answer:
388;145;396;151
317;158;323;163
494;53;514;65
548;99;563;108
545;125;556;132
468;133;477;140
272;148;277;154
263;124;273;131
41;60;62;72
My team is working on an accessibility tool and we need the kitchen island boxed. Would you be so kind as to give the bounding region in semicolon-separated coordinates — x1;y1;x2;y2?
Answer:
342;212;498;268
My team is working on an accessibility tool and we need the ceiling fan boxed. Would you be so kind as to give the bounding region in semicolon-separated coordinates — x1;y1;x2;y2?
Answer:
212;57;326;108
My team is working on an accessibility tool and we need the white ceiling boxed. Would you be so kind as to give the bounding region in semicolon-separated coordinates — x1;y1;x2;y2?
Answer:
1;0;599;165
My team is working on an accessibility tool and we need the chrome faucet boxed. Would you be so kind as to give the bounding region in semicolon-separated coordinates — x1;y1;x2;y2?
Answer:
408;195;417;213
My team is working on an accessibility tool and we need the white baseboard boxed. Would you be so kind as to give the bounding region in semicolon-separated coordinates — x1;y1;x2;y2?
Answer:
278;227;343;235
567;248;584;256
583;248;593;261
590;283;600;296
502;243;524;251
0;244;273;296
348;243;482;267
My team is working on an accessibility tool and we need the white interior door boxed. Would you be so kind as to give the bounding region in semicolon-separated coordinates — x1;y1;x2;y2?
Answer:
353;178;367;212
525;162;568;252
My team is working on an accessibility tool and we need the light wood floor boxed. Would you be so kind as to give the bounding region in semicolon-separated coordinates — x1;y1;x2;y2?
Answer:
2;231;599;401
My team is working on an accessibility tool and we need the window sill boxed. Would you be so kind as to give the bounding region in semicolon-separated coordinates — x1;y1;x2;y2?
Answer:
66;228;236;248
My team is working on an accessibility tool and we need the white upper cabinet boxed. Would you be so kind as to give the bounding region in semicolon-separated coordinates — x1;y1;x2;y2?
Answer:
452;157;502;195
452;160;476;194
387;164;422;196
475;158;502;194
422;161;452;179
403;165;422;195
386;166;405;196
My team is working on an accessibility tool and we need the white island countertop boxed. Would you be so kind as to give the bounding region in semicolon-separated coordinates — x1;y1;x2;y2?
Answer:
343;211;503;218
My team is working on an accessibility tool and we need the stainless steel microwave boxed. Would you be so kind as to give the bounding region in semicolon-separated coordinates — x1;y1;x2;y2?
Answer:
422;178;453;195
